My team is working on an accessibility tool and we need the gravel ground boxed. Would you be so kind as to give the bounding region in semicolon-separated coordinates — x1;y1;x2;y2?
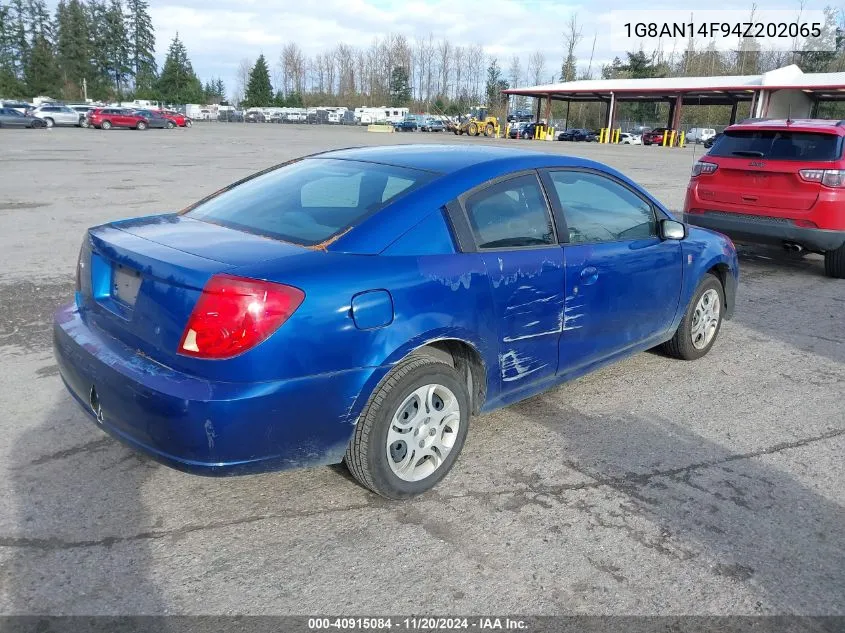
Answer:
0;124;842;616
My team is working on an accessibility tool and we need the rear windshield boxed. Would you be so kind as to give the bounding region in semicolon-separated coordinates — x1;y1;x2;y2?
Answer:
184;158;435;246
710;130;843;161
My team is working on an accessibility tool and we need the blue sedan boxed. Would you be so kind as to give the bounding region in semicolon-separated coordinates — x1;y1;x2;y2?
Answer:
54;145;738;499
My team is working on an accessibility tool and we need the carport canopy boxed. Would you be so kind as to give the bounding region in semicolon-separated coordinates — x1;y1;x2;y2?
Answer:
503;64;845;129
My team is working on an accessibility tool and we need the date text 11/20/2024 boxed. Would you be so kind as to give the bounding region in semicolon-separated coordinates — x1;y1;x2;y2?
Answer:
308;617;528;630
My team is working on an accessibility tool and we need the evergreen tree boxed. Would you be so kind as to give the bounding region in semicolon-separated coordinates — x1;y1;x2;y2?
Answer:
24;31;59;95
243;54;272;106
156;33;203;104
103;0;130;95
55;0;92;98
124;0;155;94
388;65;410;106
485;58;508;108
8;0;30;83
0;2;26;95
86;0;115;98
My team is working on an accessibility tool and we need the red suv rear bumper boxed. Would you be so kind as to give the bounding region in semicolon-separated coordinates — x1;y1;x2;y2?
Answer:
683;209;845;252
685;182;845;253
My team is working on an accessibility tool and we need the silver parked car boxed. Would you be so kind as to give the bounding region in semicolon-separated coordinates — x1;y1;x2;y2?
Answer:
0;107;46;128
31;104;83;127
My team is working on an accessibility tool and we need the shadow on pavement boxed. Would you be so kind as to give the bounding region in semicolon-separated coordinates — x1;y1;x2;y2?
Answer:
510;397;845;614
4;394;169;620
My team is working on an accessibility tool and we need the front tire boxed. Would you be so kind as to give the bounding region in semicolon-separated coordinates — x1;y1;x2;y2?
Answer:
166;120;176;129
824;243;845;278
100;120;112;130
136;121;147;130
44;117;54;128
185;119;192;127
345;354;470;499
485;123;495;137
662;274;725;360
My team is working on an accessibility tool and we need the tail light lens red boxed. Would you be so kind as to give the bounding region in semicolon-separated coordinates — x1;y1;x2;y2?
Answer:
691;161;718;177
178;275;304;359
799;169;845;188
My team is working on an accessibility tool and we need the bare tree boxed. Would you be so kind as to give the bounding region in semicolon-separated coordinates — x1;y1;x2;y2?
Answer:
508;55;522;110
437;39;451;98
467;44;484;101
528;50;546;85
453;46;465;100
236;58;252;104
560;12;583;82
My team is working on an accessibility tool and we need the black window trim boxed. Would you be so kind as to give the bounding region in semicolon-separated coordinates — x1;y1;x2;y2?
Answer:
447;169;560;253
539;166;668;246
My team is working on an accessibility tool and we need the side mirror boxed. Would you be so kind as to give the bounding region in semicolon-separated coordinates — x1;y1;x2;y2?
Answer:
660;219;687;241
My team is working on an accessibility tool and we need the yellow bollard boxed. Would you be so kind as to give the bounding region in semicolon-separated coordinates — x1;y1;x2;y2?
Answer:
662;131;669;147
613;128;620;143
679;131;686;147
505;124;510;139
670;130;677;147
599;128;605;143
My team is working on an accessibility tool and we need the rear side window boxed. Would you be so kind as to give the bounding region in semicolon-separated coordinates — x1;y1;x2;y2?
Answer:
184;159;434;246
464;174;555;249
710;130;843;161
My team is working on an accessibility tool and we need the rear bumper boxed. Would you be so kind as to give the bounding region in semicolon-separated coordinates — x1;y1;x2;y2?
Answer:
53;303;375;475
684;211;845;253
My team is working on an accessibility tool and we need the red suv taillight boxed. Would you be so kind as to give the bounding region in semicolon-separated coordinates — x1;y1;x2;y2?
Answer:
691;161;718;177
799;169;845;188
178;275;304;359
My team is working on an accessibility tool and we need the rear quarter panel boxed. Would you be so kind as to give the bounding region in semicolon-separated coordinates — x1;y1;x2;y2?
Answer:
233;249;499;421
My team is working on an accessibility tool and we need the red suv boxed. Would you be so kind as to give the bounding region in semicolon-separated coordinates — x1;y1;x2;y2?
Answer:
89;108;149;130
685;119;845;278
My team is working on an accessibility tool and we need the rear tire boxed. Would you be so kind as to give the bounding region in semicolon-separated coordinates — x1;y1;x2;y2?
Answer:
136;121;147;130
44;117;54;128
344;354;470;499
662;274;725;360
185;119;192;127
166;120;176;129
824;243;845;278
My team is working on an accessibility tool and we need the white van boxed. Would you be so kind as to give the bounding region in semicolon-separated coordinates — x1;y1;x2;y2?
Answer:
687;128;716;144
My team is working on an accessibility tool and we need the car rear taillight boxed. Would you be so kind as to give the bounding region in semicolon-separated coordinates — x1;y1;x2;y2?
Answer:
799;169;845;187
691;161;718;177
178;275;304;359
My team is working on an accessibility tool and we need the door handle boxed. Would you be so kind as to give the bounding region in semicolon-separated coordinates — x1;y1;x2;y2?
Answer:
580;266;599;285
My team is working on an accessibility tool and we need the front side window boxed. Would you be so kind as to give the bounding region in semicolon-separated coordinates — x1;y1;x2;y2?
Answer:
549;171;656;244
463;174;555;249
184;158;434;246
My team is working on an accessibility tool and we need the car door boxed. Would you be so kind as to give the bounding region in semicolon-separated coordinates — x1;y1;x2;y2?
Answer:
454;172;565;393
542;169;683;374
57;106;78;125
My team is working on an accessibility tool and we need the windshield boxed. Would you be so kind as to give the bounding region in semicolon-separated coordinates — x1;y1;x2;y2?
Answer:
184;158;436;246
710;130;843;161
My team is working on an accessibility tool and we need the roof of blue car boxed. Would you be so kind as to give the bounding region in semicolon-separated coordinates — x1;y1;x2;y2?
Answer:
318;144;568;173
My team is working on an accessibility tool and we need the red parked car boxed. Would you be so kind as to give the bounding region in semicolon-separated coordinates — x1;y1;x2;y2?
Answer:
642;127;670;146
89;108;150;130
162;110;192;127
684;118;845;278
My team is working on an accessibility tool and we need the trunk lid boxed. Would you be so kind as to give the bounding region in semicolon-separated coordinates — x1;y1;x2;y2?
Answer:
79;215;308;369
703;128;844;213
699;156;822;211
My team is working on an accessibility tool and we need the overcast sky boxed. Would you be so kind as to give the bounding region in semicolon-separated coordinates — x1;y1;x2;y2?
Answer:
142;0;830;96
